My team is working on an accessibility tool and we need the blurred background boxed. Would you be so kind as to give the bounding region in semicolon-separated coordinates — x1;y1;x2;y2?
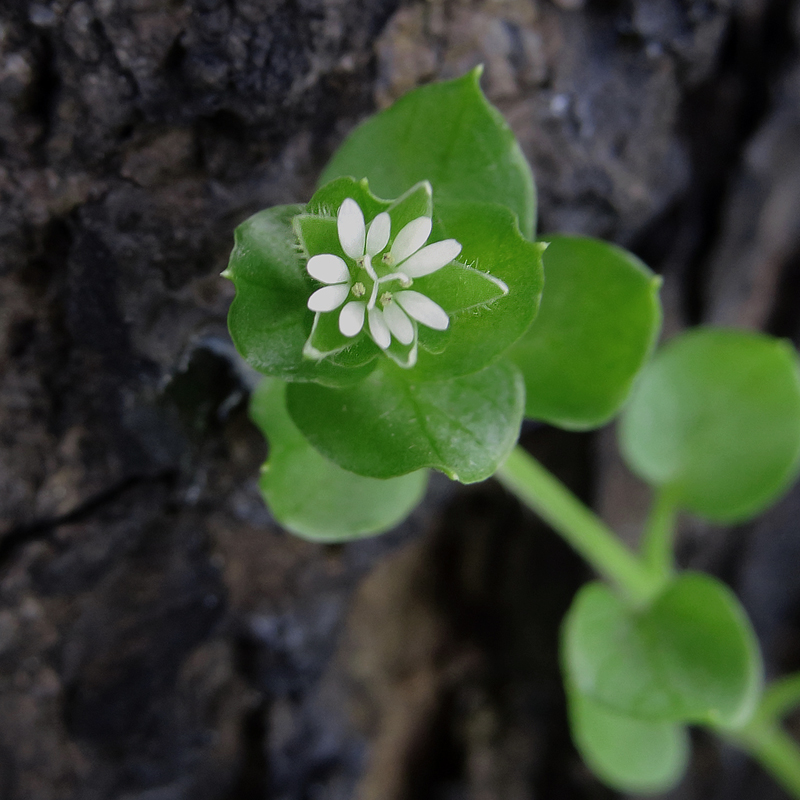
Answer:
1;0;799;797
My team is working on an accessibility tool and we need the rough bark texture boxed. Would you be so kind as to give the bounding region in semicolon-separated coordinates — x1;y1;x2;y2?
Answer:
0;0;799;798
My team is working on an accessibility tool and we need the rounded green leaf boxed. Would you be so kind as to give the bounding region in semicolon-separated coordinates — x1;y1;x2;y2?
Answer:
507;235;662;430
645;573;763;729
225;204;375;386
286;360;525;483
250;378;427;541
320;68;537;238
563;582;675;720
620;328;800;522
567;684;689;794
562;574;763;727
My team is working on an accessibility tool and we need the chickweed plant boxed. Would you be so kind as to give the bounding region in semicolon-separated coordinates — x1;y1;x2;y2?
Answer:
224;69;800;796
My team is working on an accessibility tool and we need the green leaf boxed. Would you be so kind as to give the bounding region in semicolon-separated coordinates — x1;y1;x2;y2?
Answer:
306;177;434;233
408;201;545;381
320;68;537;238
250;378;427;541
507;235;662;430
619;328;800;522
562;574;763;727
647;573;763;728
568;687;689;793
286;360;525;483
566;683;689;794
225;205;375;386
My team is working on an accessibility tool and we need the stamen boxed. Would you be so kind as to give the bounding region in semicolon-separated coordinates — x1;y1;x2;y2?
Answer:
379;291;393;308
352;282;366;298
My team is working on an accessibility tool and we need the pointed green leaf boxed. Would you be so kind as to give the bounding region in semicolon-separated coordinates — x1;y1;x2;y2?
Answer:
250;378;427;541
286;360;525;483
562;575;763;727
225;205;375;386
567;683;689;794
321;69;537;238
409;201;545;381
620;328;800;522
508;235;662;430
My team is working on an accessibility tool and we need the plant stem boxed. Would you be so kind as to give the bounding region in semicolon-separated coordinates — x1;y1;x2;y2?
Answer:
496;446;655;605
640;487;678;588
727;722;800;798
759;673;800;723
497;446;800;798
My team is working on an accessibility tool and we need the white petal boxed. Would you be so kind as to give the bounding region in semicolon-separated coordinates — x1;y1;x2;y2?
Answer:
308;283;350;312
394;291;449;331
307;253;349;284
339;301;366;337
399;239;462;278
367;307;391;349
366;212;391;256
390;217;432;263
383;302;415;345
337;198;366;259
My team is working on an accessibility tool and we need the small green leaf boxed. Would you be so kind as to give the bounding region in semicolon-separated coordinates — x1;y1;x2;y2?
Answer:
306;177;434;233
647;573;763;729
507;236;662;430
564;582;672;719
620;328;800;522
286;360;525;483
321;69;537;238
226;205;375;386
563;574;763;727
567;683;689;794
250;378;428;541
408;201;545;381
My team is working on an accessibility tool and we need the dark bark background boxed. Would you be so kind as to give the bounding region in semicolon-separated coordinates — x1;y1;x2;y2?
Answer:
1;0;799;798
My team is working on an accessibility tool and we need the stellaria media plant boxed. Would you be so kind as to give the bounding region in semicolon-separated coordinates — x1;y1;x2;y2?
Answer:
224;68;800;796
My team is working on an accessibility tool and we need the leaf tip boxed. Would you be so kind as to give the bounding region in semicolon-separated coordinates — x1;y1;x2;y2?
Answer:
220;268;233;280
470;63;485;83
651;274;664;291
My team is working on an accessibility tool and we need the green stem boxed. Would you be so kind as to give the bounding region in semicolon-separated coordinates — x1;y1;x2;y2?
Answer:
497;446;800;797
640;487;678;587
496;446;655;605
727;722;800;798
759;673;800;723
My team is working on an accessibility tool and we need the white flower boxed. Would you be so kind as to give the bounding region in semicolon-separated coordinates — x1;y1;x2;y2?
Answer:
305;198;460;360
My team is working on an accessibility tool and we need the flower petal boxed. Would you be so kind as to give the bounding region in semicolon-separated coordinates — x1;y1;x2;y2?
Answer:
307;253;349;284
338;198;366;259
308;283;350;312
394;290;450;331
399;239;462;278
338;300;366;337
391;217;432;263
367;307;391;350
383;302;415;345
366;212;391;256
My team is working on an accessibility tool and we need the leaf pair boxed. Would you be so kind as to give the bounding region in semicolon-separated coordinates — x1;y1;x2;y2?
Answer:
563;573;763;792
